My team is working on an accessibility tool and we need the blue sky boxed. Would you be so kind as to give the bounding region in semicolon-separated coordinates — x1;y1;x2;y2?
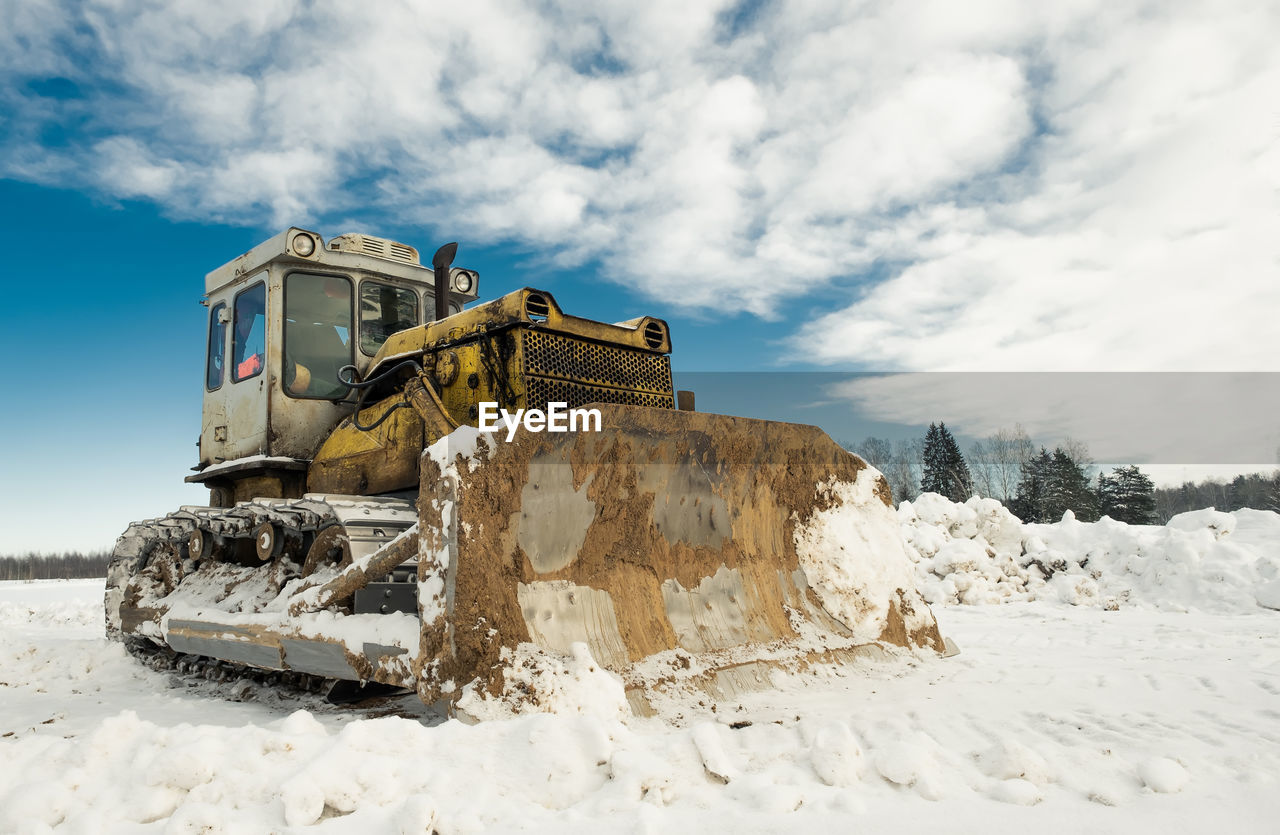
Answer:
1;0;1277;553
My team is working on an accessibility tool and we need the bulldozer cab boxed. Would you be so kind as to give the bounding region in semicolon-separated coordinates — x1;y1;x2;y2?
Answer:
189;228;480;505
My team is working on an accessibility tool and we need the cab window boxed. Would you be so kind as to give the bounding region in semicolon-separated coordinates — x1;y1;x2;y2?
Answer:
360;281;419;356
206;302;227;390
284;273;353;399
423;292;463;321
232;284;266;383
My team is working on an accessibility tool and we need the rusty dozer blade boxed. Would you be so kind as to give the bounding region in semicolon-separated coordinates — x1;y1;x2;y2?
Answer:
415;404;944;717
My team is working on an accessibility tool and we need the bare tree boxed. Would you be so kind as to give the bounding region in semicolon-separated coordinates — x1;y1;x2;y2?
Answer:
974;425;1034;503
843;436;919;503
1059;436;1096;479
885;437;924;504
969;439;994;498
852;436;894;472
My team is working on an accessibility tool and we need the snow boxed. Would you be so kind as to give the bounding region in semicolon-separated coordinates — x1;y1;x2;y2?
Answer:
455;642;631;722
196;454;308;476
794;472;934;641
1138;758;1190;794
424;424;493;475
3;500;1279;832
900;494;1280;613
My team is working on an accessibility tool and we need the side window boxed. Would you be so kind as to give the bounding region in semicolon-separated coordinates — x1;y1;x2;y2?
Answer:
423;292;464;321
284;273;353;399
206;302;227;391
360;281;419;355
232;283;266;383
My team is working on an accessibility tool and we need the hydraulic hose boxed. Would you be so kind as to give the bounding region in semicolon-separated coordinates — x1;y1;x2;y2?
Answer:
336;360;423;432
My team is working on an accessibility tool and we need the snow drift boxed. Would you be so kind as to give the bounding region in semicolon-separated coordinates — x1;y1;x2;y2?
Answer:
900;493;1280;613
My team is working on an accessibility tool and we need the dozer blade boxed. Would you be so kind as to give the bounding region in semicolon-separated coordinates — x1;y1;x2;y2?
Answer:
415;404;944;717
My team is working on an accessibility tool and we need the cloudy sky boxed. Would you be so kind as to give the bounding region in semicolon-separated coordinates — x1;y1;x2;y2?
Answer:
1;0;1277;552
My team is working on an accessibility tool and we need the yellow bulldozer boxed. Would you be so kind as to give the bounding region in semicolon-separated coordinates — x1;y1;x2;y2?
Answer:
106;228;945;718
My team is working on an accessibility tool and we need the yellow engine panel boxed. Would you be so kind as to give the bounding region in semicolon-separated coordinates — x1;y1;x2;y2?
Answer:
307;288;675;496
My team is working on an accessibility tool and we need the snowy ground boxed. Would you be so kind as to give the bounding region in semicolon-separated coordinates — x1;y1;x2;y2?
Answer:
3;505;1279;832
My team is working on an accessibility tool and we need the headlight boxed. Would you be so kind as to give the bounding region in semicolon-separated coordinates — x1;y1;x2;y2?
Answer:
451;269;475;294
292;233;316;257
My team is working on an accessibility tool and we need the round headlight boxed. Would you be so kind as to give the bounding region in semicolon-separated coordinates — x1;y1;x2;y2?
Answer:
452;269;474;294
292;233;316;257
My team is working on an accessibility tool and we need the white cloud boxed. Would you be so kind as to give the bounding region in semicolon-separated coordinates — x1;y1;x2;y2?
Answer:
791;2;1280;370
92;136;182;199
2;0;1277;367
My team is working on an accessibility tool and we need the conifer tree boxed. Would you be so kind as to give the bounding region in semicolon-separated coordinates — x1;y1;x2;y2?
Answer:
920;422;974;502
1100;465;1156;524
940;423;974;501
1046;448;1098;521
1011;448;1052;522
920;424;944;495
1097;470;1116;514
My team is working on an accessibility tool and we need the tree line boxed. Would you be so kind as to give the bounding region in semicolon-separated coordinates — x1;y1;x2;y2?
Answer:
848;423;1280;524
1154;472;1280;521
0;551;114;581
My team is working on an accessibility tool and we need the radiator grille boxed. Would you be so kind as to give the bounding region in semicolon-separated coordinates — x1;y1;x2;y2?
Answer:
521;330;672;394
525;378;674;410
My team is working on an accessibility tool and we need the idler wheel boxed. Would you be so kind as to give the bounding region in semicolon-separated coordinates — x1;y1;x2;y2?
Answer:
188;527;235;562
254;523;280;561
302;524;352;577
189;528;212;560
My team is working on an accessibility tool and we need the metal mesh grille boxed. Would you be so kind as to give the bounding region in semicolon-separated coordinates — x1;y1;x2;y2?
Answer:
525;377;674;410
521;330;672;393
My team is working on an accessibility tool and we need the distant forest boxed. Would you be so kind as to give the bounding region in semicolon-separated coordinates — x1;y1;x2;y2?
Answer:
0;551;113;581
1153;472;1279;521
848;423;1279;524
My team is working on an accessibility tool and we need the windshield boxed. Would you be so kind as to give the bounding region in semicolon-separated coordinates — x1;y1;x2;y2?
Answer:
284;273;353;399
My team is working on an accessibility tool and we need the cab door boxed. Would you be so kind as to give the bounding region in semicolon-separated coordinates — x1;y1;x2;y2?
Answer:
200;275;270;465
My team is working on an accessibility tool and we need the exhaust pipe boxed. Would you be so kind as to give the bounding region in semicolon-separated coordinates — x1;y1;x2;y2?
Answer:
432;242;458;322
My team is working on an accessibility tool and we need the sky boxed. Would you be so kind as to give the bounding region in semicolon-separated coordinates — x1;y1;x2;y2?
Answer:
1;0;1278;554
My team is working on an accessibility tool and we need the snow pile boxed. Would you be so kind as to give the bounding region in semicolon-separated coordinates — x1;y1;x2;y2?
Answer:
794;471;936;642
456;641;631;722
901;494;1280;612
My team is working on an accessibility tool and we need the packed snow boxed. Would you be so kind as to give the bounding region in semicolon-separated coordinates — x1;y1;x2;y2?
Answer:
795;474;935;642
2;498;1279;832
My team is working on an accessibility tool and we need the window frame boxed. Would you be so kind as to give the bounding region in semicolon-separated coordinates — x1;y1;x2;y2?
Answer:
358;278;422;357
231;281;267;384
205;301;228;392
281;270;355;401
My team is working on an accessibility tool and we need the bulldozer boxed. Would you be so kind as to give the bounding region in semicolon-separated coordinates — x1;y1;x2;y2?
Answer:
106;227;945;718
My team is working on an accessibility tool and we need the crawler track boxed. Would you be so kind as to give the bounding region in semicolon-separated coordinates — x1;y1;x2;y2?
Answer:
106;494;418;699
122;634;331;700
